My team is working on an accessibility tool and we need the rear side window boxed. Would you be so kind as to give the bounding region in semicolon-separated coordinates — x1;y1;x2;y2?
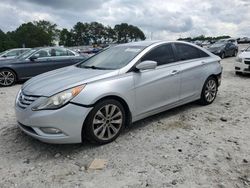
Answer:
141;44;175;66
175;43;209;61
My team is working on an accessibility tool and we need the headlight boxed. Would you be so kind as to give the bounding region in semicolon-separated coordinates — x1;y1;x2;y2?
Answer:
236;57;242;62
32;85;85;111
216;50;221;53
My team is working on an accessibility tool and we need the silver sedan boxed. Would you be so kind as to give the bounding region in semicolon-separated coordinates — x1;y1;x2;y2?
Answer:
15;41;222;144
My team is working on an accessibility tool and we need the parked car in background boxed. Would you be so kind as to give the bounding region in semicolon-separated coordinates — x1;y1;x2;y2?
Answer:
0;47;87;87
238;37;250;44
235;45;250;75
207;42;238;58
200;40;211;49
15;41;222;144
0;48;30;60
218;38;238;47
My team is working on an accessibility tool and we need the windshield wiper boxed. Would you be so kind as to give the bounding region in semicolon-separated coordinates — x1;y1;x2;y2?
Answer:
81;65;110;70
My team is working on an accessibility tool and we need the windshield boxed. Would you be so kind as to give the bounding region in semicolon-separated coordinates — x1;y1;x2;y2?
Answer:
16;49;37;59
0;50;8;56
78;45;144;70
210;43;225;48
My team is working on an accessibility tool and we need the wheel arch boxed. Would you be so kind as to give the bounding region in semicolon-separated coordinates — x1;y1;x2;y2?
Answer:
92;95;132;127
81;94;132;142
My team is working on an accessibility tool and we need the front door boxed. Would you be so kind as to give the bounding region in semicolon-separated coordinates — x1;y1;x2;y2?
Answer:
133;44;181;117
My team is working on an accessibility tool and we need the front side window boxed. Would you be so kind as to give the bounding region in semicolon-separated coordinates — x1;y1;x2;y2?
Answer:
33;49;50;58
175;43;208;60
141;44;175;66
78;46;144;70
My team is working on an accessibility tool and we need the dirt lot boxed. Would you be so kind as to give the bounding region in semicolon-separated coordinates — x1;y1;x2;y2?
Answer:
0;45;249;188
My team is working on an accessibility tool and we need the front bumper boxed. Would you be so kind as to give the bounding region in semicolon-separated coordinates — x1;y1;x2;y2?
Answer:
217;73;222;86
235;61;250;73
15;102;92;144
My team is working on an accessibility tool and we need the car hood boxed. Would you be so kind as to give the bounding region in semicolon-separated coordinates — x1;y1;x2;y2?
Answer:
22;66;119;96
238;51;250;59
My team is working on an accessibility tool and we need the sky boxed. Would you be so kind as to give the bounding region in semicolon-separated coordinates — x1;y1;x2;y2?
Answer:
0;0;249;40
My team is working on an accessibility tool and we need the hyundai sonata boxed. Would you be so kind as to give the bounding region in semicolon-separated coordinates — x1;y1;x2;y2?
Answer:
15;41;222;144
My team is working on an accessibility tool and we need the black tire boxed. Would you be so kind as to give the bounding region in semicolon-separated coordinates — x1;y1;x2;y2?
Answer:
0;69;17;87
235;71;242;75
83;99;126;145
199;76;218;105
221;52;225;59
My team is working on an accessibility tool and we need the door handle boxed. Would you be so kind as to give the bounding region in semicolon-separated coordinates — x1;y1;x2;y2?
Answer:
170;70;179;75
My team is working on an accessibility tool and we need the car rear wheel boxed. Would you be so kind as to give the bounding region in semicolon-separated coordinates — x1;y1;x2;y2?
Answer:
83;99;125;144
0;69;17;87
199;77;218;105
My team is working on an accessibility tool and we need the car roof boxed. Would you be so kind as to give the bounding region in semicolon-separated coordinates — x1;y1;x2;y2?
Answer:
117;40;199;48
31;46;70;50
118;40;161;47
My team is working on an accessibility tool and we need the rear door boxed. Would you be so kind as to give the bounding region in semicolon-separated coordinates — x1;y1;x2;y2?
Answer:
133;43;181;117
173;43;210;101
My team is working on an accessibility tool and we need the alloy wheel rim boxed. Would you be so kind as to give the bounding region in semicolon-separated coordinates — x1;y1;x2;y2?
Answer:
92;104;123;141
204;79;217;102
0;71;15;86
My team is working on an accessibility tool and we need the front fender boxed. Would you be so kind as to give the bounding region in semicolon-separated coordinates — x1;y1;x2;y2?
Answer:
71;73;135;114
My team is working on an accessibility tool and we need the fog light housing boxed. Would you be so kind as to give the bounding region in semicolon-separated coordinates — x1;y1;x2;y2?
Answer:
40;127;62;134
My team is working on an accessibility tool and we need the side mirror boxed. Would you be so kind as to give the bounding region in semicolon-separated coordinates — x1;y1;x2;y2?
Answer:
29;55;38;61
136;60;157;71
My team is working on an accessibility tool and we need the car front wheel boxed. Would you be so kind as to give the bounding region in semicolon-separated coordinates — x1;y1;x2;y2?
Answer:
199;77;218;105
83;99;126;144
0;69;17;87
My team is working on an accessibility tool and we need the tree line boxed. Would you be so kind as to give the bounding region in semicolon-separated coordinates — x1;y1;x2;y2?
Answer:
0;21;146;52
178;35;231;42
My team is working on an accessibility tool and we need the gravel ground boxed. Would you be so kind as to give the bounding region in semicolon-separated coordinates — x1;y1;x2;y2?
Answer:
0;45;249;188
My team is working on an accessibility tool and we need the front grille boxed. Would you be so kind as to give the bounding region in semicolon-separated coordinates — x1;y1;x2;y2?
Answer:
244;68;250;72
17;92;39;109
244;60;250;65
